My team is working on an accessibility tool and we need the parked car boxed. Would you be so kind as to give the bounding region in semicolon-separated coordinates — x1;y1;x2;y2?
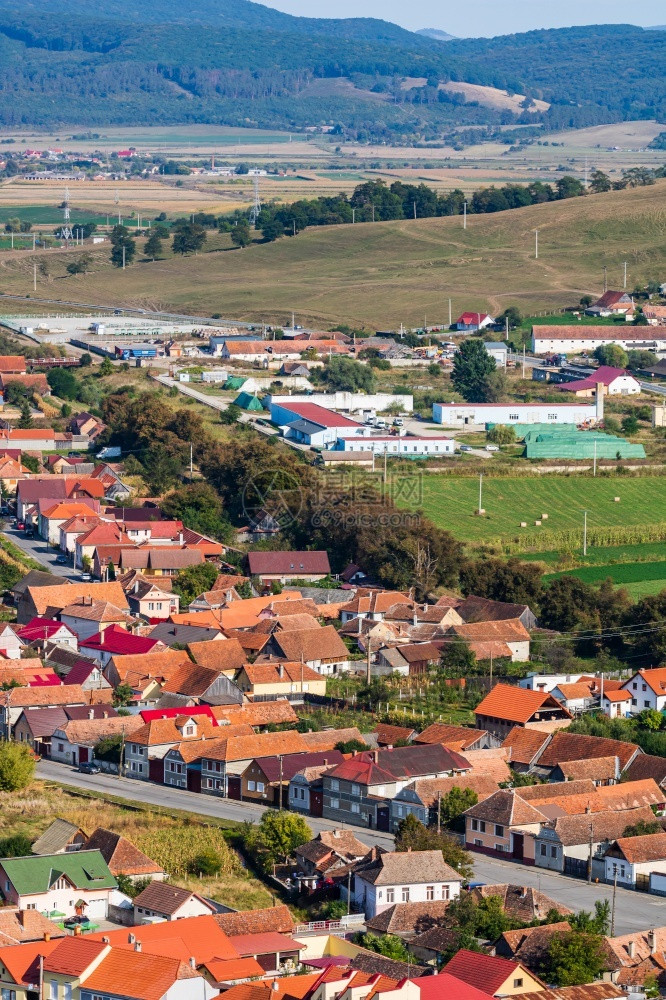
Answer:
16;521;25;530
56;553;68;564
485;444;499;452
81;573;92;582
24;528;34;538
458;444;473;453
78;761;101;774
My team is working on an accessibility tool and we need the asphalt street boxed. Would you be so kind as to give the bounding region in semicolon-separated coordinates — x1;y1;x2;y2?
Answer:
36;761;665;933
2;525;80;580
473;853;666;936
35;760;396;850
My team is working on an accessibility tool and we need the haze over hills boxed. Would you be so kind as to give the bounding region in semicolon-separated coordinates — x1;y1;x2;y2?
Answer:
0;0;664;137
416;28;457;41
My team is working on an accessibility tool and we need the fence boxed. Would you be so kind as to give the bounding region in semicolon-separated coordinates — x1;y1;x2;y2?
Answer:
293;914;364;935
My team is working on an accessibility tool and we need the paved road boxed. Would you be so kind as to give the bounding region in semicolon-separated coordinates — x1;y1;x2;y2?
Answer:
473;853;666;936
36;760;396;851
2;525;80;580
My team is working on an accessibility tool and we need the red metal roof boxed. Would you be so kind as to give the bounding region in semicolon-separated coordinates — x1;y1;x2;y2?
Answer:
557;365;634;392
443;950;539;995
140;706;218;725
280;403;360;428
417;972;499;1000
80;624;162;656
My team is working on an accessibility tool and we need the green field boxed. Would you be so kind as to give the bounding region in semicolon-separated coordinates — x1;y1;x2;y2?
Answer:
1;181;664;326
545;561;666;598
523;541;666;567
0;205;112;226
397;474;666;547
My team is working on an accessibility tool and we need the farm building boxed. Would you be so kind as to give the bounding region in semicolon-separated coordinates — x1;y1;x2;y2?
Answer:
531;325;666;354
521;427;646;460
333;435;455;457
556;366;641;397
432;399;601;427
266;391;413;414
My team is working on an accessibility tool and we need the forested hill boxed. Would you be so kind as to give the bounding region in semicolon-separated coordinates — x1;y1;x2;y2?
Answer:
0;0;664;138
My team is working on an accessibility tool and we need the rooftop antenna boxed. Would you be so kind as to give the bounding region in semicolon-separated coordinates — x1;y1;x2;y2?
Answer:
249;175;261;228
62;186;71;223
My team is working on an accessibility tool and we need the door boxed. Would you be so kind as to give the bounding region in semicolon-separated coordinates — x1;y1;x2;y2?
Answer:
187;769;201;793
227;775;242;800
512;833;524;860
377;806;390;832
149;758;164;783
79;747;89;764
310;789;323;817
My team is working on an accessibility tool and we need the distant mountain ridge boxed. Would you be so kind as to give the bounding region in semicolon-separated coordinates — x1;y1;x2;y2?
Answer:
0;1;663;138
416;28;456;41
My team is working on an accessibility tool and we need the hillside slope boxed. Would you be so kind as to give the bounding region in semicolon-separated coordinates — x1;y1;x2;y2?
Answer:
1;183;664;327
0;0;663;135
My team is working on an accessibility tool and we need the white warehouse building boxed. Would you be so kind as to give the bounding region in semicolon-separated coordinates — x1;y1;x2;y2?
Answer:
531;325;666;355
432;397;602;427
265;391;413;413
333;435;455;456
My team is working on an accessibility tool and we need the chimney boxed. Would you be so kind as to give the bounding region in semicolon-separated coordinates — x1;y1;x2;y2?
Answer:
373;750;378;763
74;924;82;936
627;941;635;959
278;664;284;678
595;384;605;422
128;933;135;944
272;983;280;993
88;708;94;720
413;612;418;627
103;711;108;719
189;957;196;969
43;932;51;942
135;941;142;953
649;930;657;955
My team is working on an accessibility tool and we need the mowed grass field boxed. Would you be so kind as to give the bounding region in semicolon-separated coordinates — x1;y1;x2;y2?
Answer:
1;181;663;326
396;474;666;544
544;561;666;598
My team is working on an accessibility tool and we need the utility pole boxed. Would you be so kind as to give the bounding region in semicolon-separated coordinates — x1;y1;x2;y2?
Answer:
522;344;526;380
489;651;493;686
535;229;538;259
448;299;452;326
32;234;35;252
610;865;618;936
118;725;125;779
413;201;417;220
278;755;283;811
190;442;193;480
603;265;607;292
122;245;126;270
437;791;442;835
463;201;467;230
372;204;375;223
623;261;627;290
593;439;597;477
587;821;594;883
352;208;355;224
33;263;37;292
478;472;483;515
346;869;351;915
583;509;588;557
366;639;372;685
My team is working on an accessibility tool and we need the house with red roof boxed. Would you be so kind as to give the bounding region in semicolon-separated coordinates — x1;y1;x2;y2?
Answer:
455;312;494;332
17;617;78;652
474;683;572;740
442;949;545;996
247;550;331;584
79;624;165;666
269;401;368;448
322;745;470;830
587;290;634;317
556;365;640;397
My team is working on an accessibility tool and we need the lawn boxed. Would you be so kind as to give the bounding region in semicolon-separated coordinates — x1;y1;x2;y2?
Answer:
0;181;665;327
544;561;666;599
0;782;272;911
396;474;666;548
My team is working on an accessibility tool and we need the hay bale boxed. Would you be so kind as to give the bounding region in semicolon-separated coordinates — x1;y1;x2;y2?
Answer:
535;520;542;526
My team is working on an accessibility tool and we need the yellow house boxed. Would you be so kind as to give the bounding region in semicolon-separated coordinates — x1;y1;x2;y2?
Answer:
443;949;546;996
235;661;326;698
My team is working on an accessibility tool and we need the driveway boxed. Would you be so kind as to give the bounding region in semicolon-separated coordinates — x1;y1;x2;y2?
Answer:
2;526;80;580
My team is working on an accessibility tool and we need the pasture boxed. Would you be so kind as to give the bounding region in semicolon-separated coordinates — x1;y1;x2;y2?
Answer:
0;181;664;327
396;473;666;548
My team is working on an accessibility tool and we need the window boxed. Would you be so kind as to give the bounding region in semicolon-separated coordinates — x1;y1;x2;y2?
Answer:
474;839;482;847
642;684;647;692
632;682;637;690
49;982;57;1000
330;779;339;791
550;846;557;858
479;820;486;833
386;889;395;903
509;414;519;421
2;989;16;1000
426;886;435;901
632;698;637;706
26;903;35;910
540;844;547;857
547;414;557;420
330;798;339;810
351;783;360;796
247;780;256;791
256;782;265;793
148;602;154;611
351;802;360;814
645;701;650;708
64;986;72;1000
513;980;523;989
58;743;64;752
443;885;450;900
471;819;478;831
401;887;410;902
495;824;504;837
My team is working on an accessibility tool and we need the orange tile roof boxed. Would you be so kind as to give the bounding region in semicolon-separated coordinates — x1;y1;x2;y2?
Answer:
42;502;103;520
89;913;238;963
187;638;246;672
202;729;308;763
108;648;191;685
27;581;129;617
131;714;220;747
6;683;86;708
212;702;298;727
83;948;197;1000
630;668;666;697
603;690;632;702
202;957;265;982
171;593;304;631
536;731;639;770
43;937;108;976
502;727;551;765
475;684;572;725
0;940;60;987
240;661;323;686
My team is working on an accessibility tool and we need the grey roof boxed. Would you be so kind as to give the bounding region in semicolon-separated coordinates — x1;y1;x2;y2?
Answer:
148;623;222;646
11;571;67;598
484;342;507;350
380;648;408;668
32;818;86;856
351;953;427;979
356;850;462;887
284;587;351;604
